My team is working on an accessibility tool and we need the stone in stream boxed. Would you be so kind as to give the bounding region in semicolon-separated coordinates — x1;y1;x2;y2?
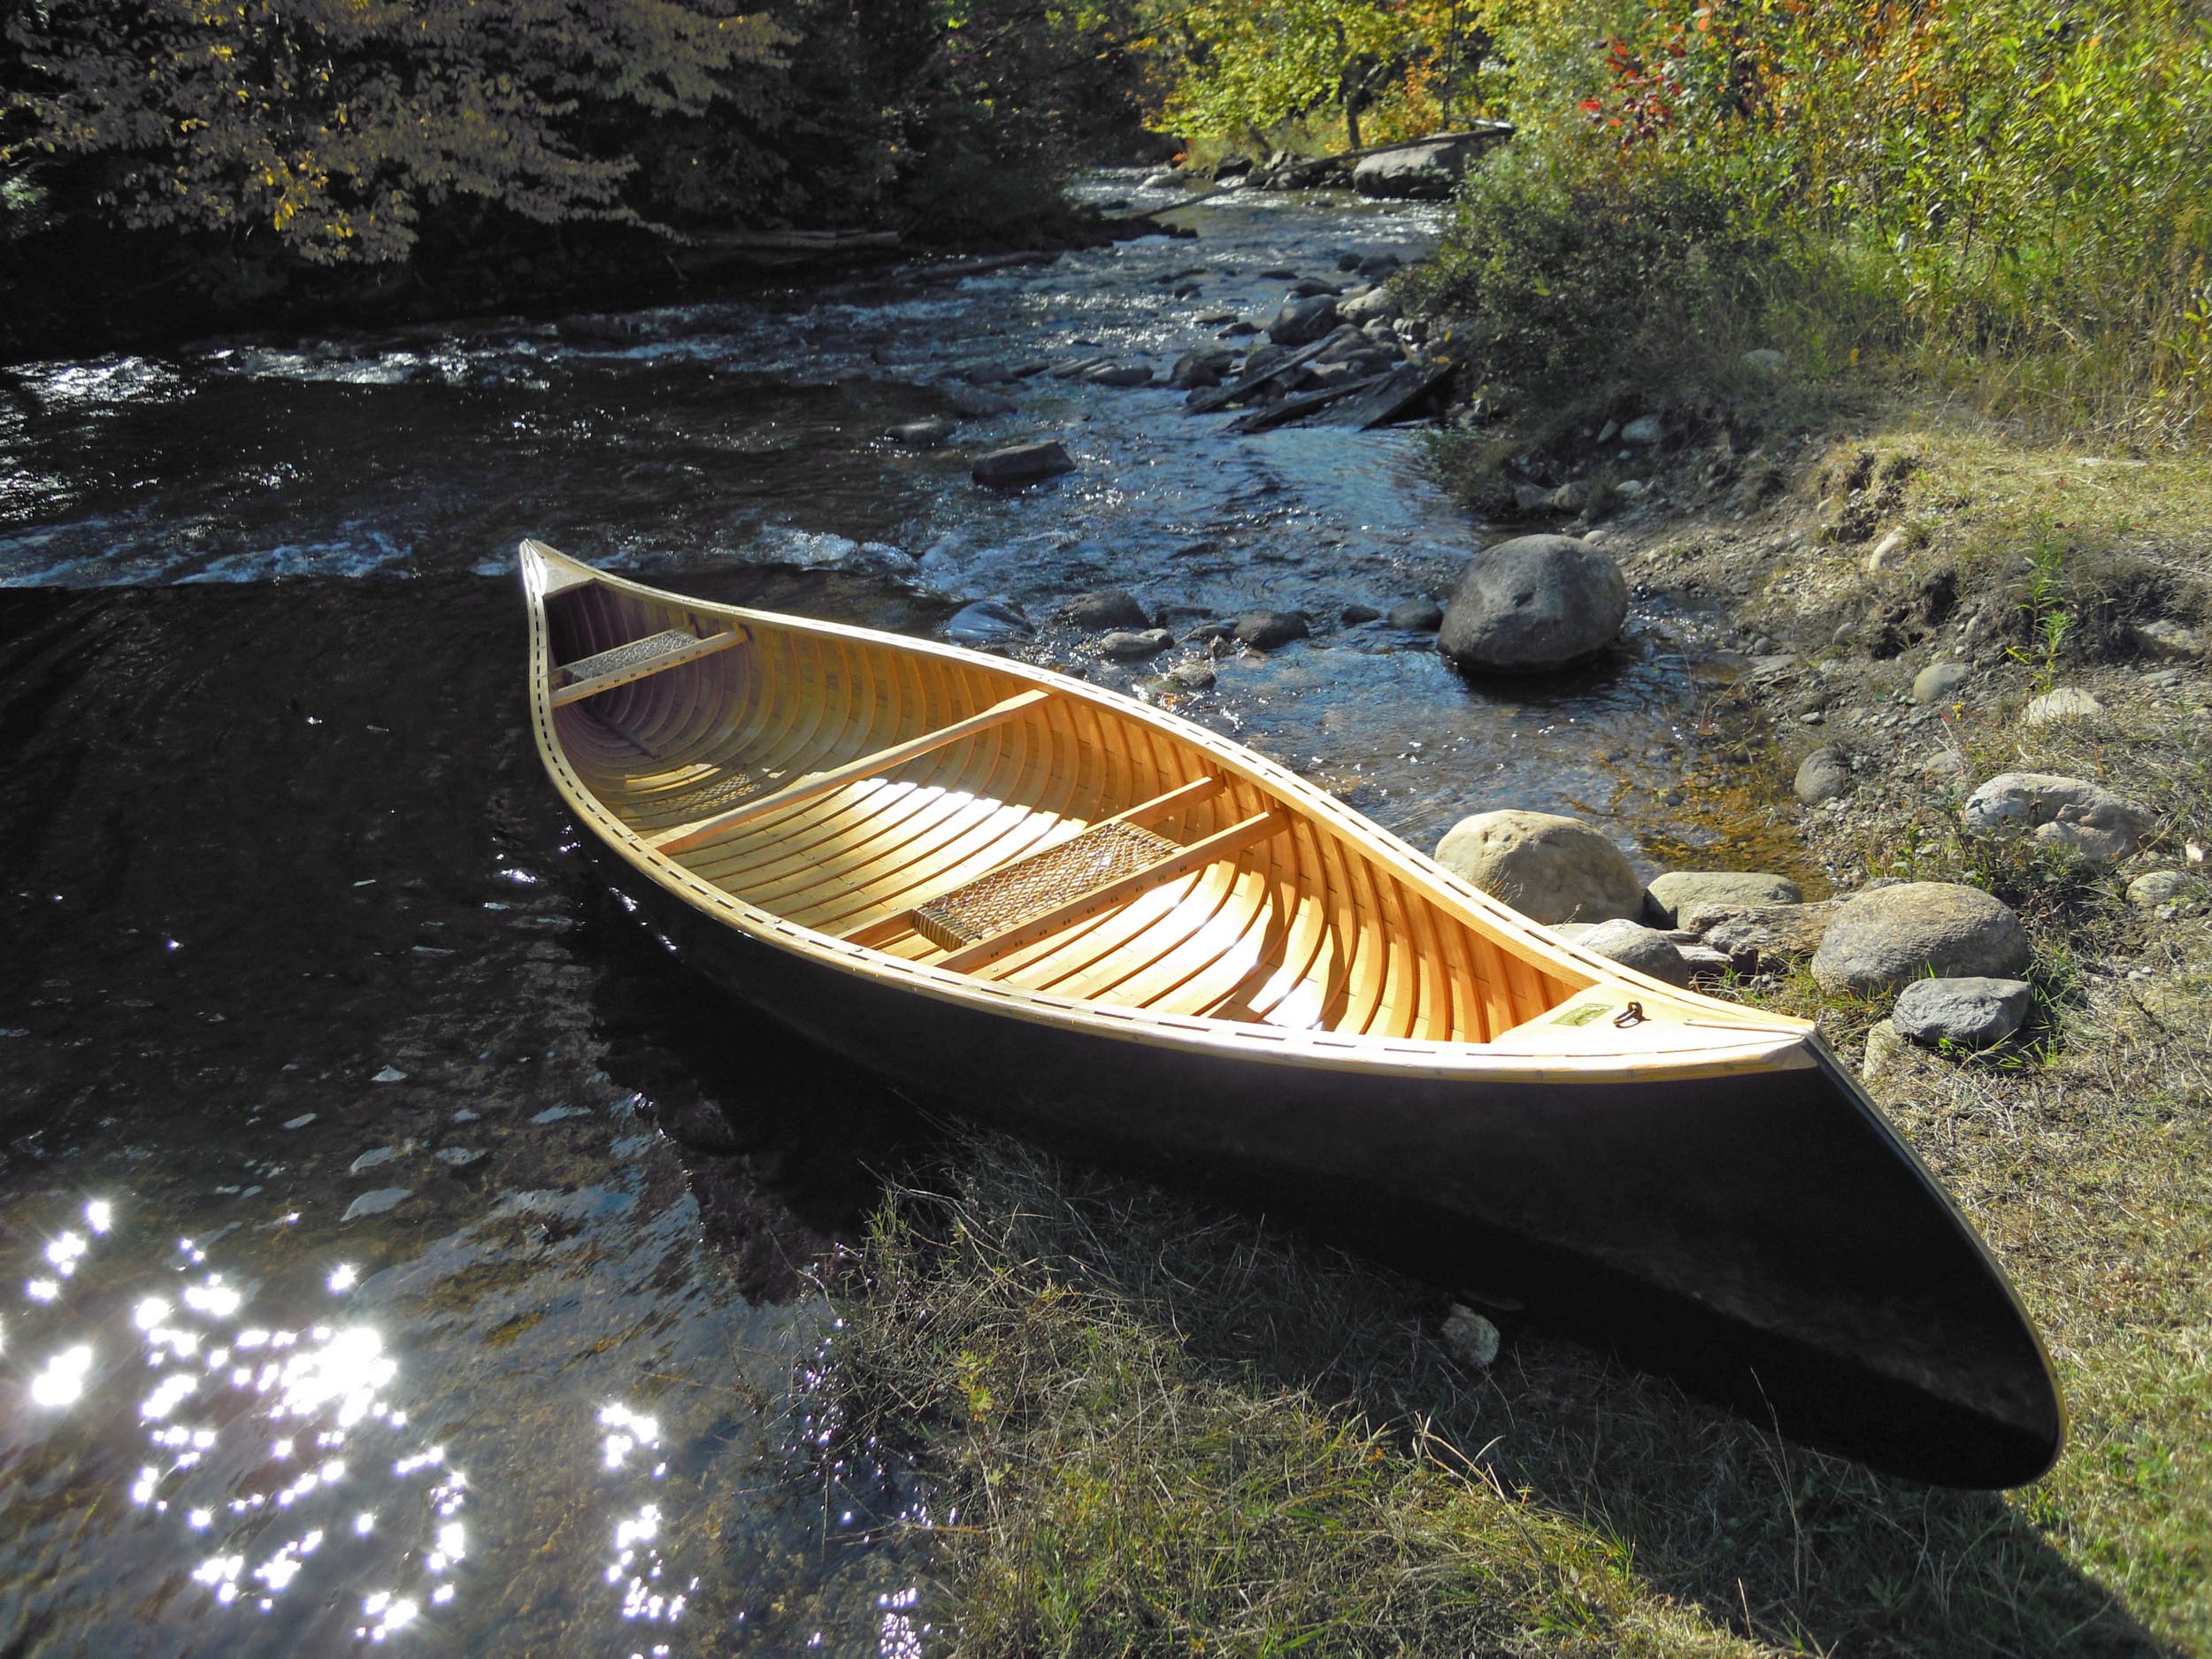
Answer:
1165;661;1217;692
1098;628;1175;660
1571;918;1695;987
1438;535;1627;673
1231;611;1310;650
1809;881;2032;995
972;441;1075;487
1339;286;1402;325
1168;347;1237;390
1266;296;1340;347
435;1147;487;1168
1286;277;1342;298
342;1188;413;1222
959;362;1018;385
1432;811;1644;926
1083;364;1155;388
945;385;1017;418
1891;977;2034;1049
1960;772;2152;865
1340;603;1382;626
349;1145;402;1175
1065;588;1149;630
665;1098;742;1154
1352;137;1492;200
1387;598;1444;632
942;599;1034;645
1793;747;1850;804
1644;871;1802;928
888;416;956;447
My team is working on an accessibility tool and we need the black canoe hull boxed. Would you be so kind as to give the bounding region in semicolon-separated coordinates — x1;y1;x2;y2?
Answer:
612;865;2063;1489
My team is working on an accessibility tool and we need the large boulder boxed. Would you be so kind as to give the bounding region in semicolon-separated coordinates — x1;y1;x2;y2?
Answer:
1432;810;1644;925
1809;882;2032;995
1351;131;1505;200
1266;296;1340;347
1960;772;2152;866
1438;535;1628;673
1645;871;1803;927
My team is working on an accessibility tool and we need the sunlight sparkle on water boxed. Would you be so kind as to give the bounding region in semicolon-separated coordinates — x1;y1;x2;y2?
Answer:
31;1343;94;1406
327;1263;358;1293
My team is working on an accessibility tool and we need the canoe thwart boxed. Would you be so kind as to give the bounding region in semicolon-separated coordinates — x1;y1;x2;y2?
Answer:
551;627;745;708
650;687;1054;856
914;819;1179;950
933;807;1293;976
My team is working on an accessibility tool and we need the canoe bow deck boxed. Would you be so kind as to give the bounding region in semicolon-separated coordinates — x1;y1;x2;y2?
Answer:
518;539;2063;1486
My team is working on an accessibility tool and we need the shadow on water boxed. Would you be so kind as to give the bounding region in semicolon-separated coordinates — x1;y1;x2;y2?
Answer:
0;577;940;1657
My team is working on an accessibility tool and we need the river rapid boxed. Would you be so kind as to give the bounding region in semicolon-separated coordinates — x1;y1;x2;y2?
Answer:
0;173;1763;1656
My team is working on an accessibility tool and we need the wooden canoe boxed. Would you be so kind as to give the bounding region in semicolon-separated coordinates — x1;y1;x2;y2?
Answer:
518;539;2063;1486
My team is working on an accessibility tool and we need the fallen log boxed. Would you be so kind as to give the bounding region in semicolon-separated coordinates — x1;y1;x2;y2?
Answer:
1222;372;1393;434
1327;361;1456;428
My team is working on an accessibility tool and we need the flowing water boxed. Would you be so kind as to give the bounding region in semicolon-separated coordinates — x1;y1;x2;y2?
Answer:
0;173;1778;1656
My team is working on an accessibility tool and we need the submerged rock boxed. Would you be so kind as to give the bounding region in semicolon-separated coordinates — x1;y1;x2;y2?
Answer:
1387;597;1444;632
945;385;1016;418
972;441;1075;487
888;416;956;447
1438;534;1628;673
943;599;1034;645
1810;882;2031;995
1433;810;1643;925
1892;976;2033;1049
342;1187;413;1222
1961;772;2151;865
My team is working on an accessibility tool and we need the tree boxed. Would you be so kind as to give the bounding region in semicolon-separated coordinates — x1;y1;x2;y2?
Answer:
1;0;790;265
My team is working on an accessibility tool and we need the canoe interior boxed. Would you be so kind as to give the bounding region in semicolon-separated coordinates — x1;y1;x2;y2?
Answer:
541;569;1604;1043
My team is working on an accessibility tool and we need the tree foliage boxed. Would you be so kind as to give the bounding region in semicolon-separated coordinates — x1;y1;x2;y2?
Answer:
2;0;790;263
1143;0;1492;149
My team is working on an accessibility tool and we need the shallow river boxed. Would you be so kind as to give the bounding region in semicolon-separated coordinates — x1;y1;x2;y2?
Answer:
0;173;1770;1655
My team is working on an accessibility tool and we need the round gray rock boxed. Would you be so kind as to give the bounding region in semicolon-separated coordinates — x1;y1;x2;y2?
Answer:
1891;976;2033;1049
1913;660;1971;704
2127;869;2189;908
1572;918;1694;987
1433;810;1645;925
1099;628;1174;660
1232;611;1310;650
1438;535;1629;673
1810;882;2032;995
2024;686;2102;726
1066;588;1148;630
1645;871;1803;927
1961;772;2152;866
1793;747;1850;804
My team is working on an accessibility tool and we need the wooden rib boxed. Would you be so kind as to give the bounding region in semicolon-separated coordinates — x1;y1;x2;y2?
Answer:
650;687;1051;855
1234;820;1335;1025
1425;897;1487;1043
932;810;1289;976
839;774;1226;948
1395;880;1458;1041
1135;864;1287;1016
553;627;745;707
1045;850;1247;1003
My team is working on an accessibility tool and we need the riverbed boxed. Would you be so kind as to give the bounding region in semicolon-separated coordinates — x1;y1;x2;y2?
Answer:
0;173;1770;1656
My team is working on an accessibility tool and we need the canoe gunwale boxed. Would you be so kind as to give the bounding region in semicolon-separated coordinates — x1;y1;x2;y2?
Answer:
518;541;1813;1084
